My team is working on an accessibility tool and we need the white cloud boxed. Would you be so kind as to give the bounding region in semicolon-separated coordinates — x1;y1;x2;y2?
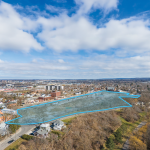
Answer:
37;13;150;54
0;1;43;52
46;5;66;13
32;59;37;63
58;59;65;63
0;59;4;63
2;1;150;55
0;52;149;78
75;0;119;14
0;59;71;78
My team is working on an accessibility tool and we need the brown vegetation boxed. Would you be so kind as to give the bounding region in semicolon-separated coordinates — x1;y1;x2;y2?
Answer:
19;111;121;150
129;124;149;150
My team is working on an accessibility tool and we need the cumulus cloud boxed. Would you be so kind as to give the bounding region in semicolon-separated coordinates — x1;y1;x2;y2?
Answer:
2;0;150;55
46;5;66;13
75;0;119;14
0;1;43;52
37;13;150;54
58;59;65;63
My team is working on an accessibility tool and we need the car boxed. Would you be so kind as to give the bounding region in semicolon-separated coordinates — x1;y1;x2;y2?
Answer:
8;139;14;144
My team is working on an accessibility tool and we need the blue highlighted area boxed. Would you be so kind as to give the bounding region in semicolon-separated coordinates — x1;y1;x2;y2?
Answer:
6;91;140;125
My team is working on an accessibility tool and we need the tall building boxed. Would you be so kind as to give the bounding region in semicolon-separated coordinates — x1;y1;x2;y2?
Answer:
46;85;64;91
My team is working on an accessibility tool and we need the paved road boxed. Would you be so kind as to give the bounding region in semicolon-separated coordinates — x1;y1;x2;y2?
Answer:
0;125;35;150
122;121;147;150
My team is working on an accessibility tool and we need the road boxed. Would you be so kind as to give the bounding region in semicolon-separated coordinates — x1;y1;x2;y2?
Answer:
0;125;35;150
122;121;147;150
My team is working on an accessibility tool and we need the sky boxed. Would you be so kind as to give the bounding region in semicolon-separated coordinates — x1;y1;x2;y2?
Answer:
0;0;150;79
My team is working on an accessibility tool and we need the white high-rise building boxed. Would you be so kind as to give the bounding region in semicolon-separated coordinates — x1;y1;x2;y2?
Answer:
46;85;64;91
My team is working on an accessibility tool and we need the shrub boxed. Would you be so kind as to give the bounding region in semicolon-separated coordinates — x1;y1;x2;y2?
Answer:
21;134;33;141
51;130;64;138
106;137;115;150
120;124;127;134
114;129;122;144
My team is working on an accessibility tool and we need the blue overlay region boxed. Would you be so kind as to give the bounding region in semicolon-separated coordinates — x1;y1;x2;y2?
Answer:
5;91;140;125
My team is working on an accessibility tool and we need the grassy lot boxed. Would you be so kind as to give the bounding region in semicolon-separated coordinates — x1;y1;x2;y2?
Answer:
5;138;26;150
51;130;65;138
62;116;76;125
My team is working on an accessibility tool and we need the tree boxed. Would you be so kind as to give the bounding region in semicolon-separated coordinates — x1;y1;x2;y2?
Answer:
106;137;115;150
114;129;122;144
129;136;146;150
9;124;21;134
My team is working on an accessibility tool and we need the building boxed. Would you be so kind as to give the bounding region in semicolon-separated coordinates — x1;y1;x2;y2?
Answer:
38;96;52;101
1;109;17;115
51;91;61;97
106;87;116;91
0;102;6;109
52;120;65;130
0;122;8;136
34;124;50;138
46;85;64;91
6;84;14;88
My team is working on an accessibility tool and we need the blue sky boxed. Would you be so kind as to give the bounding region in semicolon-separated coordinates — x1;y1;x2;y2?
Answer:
0;0;150;79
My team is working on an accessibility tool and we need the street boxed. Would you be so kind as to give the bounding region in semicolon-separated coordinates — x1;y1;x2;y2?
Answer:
0;125;35;150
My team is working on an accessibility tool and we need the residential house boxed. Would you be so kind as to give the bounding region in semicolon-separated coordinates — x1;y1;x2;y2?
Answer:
0;122;8;136
52;120;65;130
136;101;144;106
34;124;50;138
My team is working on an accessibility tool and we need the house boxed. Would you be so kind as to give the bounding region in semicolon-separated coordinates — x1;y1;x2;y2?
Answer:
34;124;50;138
52;120;65;130
0;102;6;109
1;109;17;115
136;101;144;106
38;96;52;101
0;122;8;130
75;92;81;95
